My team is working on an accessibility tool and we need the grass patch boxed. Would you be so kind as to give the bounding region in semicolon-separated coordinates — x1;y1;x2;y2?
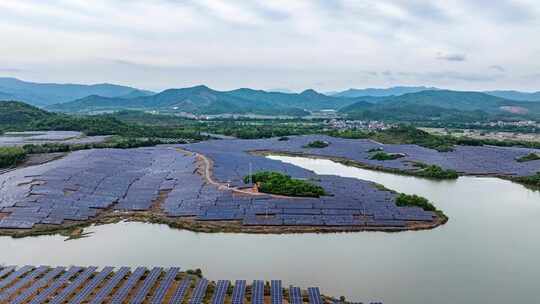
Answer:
514;172;540;187
516;153;540;163
370;151;405;161
303;140;329;148
244;171;326;197
0;146;27;168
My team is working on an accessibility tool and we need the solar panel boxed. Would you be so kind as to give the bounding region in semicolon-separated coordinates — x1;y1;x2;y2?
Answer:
211;280;230;304
69;266;114;304
231;280;246;304
88;266;130;304
188;278;209;304
0;266;15;279
48;266;97;304
109;266;146;304
168;277;191;304
0;265;48;302
150;267;179;304
289;286;303;304
271;280;283;304
29;266;82;304
0;265;33;289
307;287;322;304
10;267;64;304
251;280;264;304
131;267;163;304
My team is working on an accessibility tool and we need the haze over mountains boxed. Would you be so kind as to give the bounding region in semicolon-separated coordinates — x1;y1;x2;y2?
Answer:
1;77;540;121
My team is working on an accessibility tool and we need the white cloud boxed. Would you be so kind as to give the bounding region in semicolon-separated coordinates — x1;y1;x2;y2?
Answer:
0;0;539;91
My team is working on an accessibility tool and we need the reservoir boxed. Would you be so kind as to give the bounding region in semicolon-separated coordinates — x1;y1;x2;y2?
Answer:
1;156;539;303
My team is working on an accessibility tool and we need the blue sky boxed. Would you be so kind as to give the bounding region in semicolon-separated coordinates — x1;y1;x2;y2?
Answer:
1;0;539;92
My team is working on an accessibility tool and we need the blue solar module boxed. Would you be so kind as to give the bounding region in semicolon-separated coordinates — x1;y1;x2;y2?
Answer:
232;280;246;304
168;277;191;304
69;266;114;304
0;266;15;279
10;266;64;304
211;280;230;304
251;280;264;304
48;266;97;304
29;266;82;304
271;280;283;304
110;266;146;304
189;278;209;304
307;287;322;304
289;286;303;304
0;265;33;289
0;265;48;302
131;267;163;304
150;267;179;304
88;266;130;304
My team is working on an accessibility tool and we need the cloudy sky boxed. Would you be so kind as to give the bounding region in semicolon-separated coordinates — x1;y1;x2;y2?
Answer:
1;0;539;92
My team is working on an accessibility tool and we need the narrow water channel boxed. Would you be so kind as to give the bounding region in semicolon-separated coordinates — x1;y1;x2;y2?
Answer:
1;156;539;304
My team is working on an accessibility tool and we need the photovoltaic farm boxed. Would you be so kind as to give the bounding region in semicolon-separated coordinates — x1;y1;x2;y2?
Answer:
2;135;537;234
0;265;352;304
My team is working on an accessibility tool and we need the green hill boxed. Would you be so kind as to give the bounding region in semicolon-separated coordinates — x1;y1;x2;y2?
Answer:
0;101;54;127
340;90;540;121
48;85;311;116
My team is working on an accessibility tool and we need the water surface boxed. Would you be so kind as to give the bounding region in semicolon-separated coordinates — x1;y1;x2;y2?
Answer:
1;156;539;304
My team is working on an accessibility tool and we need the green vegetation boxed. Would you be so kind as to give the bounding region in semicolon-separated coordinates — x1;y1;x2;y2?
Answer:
243;171;326;197
278;136;290;141
515;172;540;187
367;147;383;152
370;151;405;161
304;140;329;148
516;153;540;163
0;146;27;168
413;163;459;179
395;193;436;212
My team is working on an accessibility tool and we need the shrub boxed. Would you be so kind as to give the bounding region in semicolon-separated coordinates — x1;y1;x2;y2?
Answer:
244;171;326;197
395;193;436;211
413;163;458;179
370;151;405;161
516;153;540;163
304;140;329;148
0;146;27;168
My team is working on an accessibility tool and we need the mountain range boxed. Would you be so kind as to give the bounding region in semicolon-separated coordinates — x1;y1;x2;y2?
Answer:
1;77;540;120
0;77;153;107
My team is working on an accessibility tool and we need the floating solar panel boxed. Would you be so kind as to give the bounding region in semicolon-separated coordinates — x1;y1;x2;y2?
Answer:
289;286;303;304
69;266;114;304
48;266;98;304
232;280;246;304
150;267;179;304
271;280;283;304
131;267;163;304
88;266;130;304
0;265;48;302
110;266;146;304
211;280;230;304
0;265;33;289
10;266;64;304
307;287;322;304
168;277;191;304
251;280;264;304
189;278;209;304
29;266;82;304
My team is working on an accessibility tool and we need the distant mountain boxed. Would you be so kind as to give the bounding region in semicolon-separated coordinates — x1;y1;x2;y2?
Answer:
330;86;439;98
340;90;540;121
48;85;312;116
0;77;154;107
484;90;540;102
0;91;14;100
225;88;358;110
0;100;53;126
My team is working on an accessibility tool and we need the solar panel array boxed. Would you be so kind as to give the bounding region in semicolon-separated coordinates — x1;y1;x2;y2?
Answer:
0;265;383;304
3;134;507;231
